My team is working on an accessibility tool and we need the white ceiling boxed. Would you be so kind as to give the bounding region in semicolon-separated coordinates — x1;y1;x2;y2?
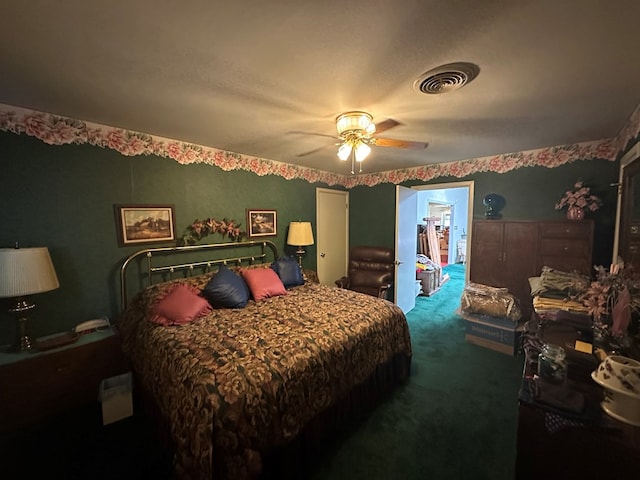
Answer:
2;1;639;174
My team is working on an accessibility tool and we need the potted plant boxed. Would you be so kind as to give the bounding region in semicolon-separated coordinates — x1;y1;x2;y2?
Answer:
581;262;640;347
555;180;602;220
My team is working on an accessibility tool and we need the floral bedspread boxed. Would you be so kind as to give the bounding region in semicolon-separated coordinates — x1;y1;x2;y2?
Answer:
118;273;411;479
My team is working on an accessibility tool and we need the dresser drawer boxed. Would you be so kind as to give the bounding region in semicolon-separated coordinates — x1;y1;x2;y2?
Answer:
539;238;591;258
540;222;593;239
539;255;591;275
0;333;128;434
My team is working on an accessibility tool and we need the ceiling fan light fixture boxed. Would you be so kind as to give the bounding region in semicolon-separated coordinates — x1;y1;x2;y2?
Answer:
337;142;352;161
354;142;371;162
329;110;426;174
336;111;374;136
366;122;376;135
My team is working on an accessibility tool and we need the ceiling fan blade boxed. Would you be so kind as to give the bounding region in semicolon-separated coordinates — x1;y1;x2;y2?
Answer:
374;137;428;150
297;143;335;157
287;130;339;140
373;118;401;134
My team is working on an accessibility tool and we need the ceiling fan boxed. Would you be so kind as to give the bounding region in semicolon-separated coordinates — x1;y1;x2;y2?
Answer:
298;111;428;174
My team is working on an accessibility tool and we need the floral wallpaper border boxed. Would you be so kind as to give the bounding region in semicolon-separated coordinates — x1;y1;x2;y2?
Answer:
1;102;638;188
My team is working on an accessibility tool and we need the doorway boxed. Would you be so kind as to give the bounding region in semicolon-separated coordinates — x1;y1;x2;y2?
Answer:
614;143;640;270
316;188;349;285
415;182;473;282
427;201;453;265
395;181;473;314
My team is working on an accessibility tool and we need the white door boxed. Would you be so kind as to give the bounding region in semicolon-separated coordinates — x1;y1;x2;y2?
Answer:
316;188;349;285
395;185;418;313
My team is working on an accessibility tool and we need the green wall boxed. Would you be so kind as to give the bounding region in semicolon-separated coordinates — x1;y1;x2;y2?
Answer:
0;131;321;344
349;158;620;269
0;127;626;345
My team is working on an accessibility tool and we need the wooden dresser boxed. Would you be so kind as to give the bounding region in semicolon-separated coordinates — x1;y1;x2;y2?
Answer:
537;220;594;275
470;219;594;319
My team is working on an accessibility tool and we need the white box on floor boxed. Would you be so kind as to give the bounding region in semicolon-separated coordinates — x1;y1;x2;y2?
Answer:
458;310;523;356
99;371;133;425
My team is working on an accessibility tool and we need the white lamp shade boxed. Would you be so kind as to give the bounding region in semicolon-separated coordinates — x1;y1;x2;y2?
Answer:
337;142;353;160
355;142;372;161
0;247;60;297
287;222;314;246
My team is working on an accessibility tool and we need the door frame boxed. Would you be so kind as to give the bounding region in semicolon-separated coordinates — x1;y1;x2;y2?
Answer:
412;181;474;283
613;142;640;263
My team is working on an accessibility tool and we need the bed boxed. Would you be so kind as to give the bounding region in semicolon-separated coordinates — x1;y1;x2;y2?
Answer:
117;241;412;479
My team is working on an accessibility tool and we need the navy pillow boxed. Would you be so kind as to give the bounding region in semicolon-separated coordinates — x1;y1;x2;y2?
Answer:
201;265;251;308
271;256;304;288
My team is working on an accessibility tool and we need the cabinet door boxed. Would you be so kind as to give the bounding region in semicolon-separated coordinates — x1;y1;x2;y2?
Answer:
503;222;539;318
470;221;505;287
470;221;538;320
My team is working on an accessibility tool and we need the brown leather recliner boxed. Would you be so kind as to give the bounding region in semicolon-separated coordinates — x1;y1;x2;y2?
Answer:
335;245;395;299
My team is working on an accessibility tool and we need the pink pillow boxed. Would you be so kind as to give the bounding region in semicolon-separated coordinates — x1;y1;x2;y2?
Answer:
241;268;287;301
150;284;212;326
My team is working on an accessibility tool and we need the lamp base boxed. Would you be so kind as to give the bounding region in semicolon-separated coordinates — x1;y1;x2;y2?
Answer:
295;247;310;281
9;298;35;352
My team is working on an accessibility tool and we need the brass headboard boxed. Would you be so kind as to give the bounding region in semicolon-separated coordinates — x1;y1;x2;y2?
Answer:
119;240;279;310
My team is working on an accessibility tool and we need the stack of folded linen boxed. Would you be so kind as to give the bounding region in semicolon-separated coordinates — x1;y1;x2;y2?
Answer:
529;266;591;316
532;296;589;315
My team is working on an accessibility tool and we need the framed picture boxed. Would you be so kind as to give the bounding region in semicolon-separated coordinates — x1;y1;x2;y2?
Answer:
246;209;277;237
115;204;176;247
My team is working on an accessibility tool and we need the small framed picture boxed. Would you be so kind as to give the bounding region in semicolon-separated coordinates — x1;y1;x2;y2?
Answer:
115;204;176;247
246;209;277;237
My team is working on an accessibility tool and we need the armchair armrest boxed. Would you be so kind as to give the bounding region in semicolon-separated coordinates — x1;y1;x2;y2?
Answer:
377;283;392;299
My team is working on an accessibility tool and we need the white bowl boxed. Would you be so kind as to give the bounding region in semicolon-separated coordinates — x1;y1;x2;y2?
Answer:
593;355;640;395
592;371;640;426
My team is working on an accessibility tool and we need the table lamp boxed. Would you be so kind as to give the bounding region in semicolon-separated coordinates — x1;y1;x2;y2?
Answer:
0;246;60;352
287;221;314;268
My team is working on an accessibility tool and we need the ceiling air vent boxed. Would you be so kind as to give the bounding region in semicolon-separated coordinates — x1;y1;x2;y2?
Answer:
414;62;480;94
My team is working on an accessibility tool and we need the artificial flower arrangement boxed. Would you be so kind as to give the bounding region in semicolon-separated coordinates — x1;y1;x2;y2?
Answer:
179;217;246;245
555;179;602;213
580;262;640;339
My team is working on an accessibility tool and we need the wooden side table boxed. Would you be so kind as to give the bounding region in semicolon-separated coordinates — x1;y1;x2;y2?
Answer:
516;320;640;479
0;328;129;435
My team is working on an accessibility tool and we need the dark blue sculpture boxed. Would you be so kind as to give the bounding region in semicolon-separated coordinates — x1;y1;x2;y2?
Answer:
483;193;505;219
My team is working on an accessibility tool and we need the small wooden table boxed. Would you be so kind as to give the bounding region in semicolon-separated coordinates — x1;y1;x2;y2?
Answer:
515;319;640;479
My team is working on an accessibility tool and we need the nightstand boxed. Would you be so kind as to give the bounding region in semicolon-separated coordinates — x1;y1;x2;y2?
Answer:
0;328;129;435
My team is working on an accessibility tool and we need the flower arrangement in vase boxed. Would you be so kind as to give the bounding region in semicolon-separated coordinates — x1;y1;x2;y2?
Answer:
555;180;602;220
580;262;640;343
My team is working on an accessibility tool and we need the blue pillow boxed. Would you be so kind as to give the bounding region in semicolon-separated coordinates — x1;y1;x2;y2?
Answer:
201;265;250;308
271;256;304;288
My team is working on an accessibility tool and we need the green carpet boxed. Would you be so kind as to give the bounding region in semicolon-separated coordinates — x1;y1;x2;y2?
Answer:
309;264;524;480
